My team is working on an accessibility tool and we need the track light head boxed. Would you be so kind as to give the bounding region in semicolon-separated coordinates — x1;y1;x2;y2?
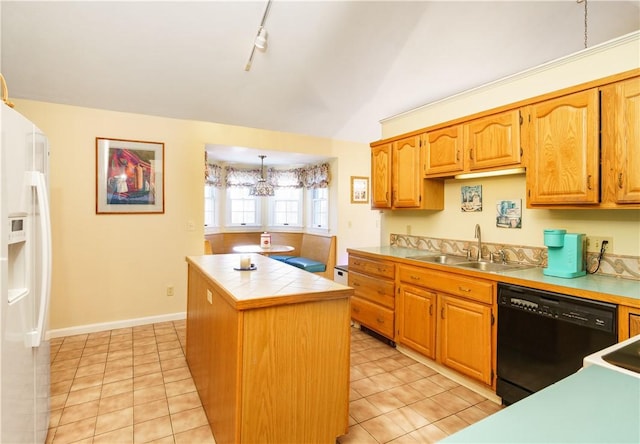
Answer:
255;27;268;50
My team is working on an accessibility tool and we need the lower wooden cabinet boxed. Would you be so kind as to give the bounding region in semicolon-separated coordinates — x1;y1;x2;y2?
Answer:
397;285;437;359
349;254;396;340
396;265;495;387
619;305;640;340
439;294;493;385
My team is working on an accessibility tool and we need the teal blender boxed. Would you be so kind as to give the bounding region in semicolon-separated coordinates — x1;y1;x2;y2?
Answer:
543;229;586;278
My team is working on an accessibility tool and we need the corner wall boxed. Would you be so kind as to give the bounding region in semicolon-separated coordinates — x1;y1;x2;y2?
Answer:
12;101;374;330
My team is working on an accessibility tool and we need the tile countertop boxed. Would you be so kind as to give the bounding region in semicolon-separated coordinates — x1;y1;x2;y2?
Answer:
186;253;352;310
440;364;640;443
348;246;640;302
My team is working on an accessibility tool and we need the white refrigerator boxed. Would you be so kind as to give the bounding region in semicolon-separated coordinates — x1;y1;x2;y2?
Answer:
0;103;52;443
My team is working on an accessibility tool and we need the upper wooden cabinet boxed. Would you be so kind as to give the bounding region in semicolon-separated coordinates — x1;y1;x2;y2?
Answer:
601;77;640;206
371;134;444;210
393;135;423;208
464;109;522;171
371;143;392;208
423;125;464;176
424;109;522;178
525;89;600;206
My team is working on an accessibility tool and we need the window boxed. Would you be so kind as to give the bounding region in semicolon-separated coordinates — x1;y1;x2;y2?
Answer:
270;187;303;227
227;187;260;226
204;184;218;228
310;188;328;229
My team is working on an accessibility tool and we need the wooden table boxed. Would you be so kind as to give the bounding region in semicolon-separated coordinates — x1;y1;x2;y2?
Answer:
185;253;352;444
231;244;294;256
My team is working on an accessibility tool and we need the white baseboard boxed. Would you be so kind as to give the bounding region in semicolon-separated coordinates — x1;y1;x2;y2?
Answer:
46;312;186;339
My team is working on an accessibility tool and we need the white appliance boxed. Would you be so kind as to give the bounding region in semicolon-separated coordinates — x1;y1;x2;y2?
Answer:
583;334;640;379
1;103;52;443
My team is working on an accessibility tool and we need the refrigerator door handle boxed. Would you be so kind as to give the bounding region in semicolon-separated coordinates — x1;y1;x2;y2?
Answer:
25;171;52;348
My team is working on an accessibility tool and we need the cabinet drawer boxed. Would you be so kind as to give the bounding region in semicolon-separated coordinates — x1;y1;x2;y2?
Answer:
349;255;395;279
348;271;395;309
351;297;394;339
398;265;494;304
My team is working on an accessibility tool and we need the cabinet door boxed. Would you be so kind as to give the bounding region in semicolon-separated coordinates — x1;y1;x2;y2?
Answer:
526;89;600;205
601;78;640;205
393;135;423;208
618;305;640;340
424;125;464;176
397;285;437;359
464;109;522;171
439;294;492;385
371;144;392;208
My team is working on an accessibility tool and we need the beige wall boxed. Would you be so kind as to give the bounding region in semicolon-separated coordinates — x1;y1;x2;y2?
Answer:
379;32;640;257
12;101;374;331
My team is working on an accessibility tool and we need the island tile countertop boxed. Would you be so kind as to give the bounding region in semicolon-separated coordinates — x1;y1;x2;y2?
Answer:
348;246;640;303
186;253;352;310
440;364;640;443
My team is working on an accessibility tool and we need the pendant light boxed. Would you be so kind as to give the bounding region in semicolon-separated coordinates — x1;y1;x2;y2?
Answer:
250;155;274;196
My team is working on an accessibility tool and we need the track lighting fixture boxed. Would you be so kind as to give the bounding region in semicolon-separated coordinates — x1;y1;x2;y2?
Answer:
244;0;272;71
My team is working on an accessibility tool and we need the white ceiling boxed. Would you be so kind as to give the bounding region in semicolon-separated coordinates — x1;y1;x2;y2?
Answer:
2;1;639;166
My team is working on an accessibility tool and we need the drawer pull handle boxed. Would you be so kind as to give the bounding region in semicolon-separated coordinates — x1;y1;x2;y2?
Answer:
618;172;624;189
587;174;592;190
429;305;433;316
353;282;360;287
458;286;471;293
353;307;360;313
376;318;385;324
410;275;421;281
441;307;445;319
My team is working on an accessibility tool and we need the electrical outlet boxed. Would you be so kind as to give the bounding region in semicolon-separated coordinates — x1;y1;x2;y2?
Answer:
166;286;174;297
586;236;613;254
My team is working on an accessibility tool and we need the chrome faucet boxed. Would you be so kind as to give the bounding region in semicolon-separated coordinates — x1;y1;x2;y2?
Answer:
474;224;482;261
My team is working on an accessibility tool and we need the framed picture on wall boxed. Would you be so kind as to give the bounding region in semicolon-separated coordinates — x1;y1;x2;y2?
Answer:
96;137;165;214
351;176;369;204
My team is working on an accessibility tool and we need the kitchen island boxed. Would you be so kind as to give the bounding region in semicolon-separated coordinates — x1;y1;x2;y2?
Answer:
185;253;353;444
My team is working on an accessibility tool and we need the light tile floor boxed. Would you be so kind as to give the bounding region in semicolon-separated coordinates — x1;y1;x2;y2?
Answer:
47;321;501;444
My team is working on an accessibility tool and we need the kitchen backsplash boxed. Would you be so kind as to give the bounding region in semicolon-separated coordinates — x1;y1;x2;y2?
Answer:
390;234;639;281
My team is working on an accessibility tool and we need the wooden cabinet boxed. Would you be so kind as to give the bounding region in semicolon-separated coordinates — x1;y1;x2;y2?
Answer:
424;109;522;178
396;265;495;386
424;125;464;176
601;77;640;207
348;254;396;340
439;294;493;385
393;135;424;208
371;143;392;208
526;89;600;206
397;285;437;359
464;109;522;171
371;135;444;210
619;305;640;340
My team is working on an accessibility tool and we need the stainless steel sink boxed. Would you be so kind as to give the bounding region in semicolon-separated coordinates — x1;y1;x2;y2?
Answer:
454;261;534;273
407;254;468;265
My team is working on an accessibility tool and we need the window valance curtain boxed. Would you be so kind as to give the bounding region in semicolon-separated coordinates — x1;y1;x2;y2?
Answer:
206;162;330;189
205;163;223;187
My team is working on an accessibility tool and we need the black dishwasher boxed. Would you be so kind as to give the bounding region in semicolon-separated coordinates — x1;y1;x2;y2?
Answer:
496;283;617;405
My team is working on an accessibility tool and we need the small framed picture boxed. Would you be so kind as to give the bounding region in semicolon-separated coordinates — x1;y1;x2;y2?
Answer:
496;199;522;228
461;185;482;212
351;176;369;204
96;137;164;214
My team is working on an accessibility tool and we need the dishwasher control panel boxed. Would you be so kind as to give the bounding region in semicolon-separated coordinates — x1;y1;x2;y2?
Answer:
498;284;616;332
